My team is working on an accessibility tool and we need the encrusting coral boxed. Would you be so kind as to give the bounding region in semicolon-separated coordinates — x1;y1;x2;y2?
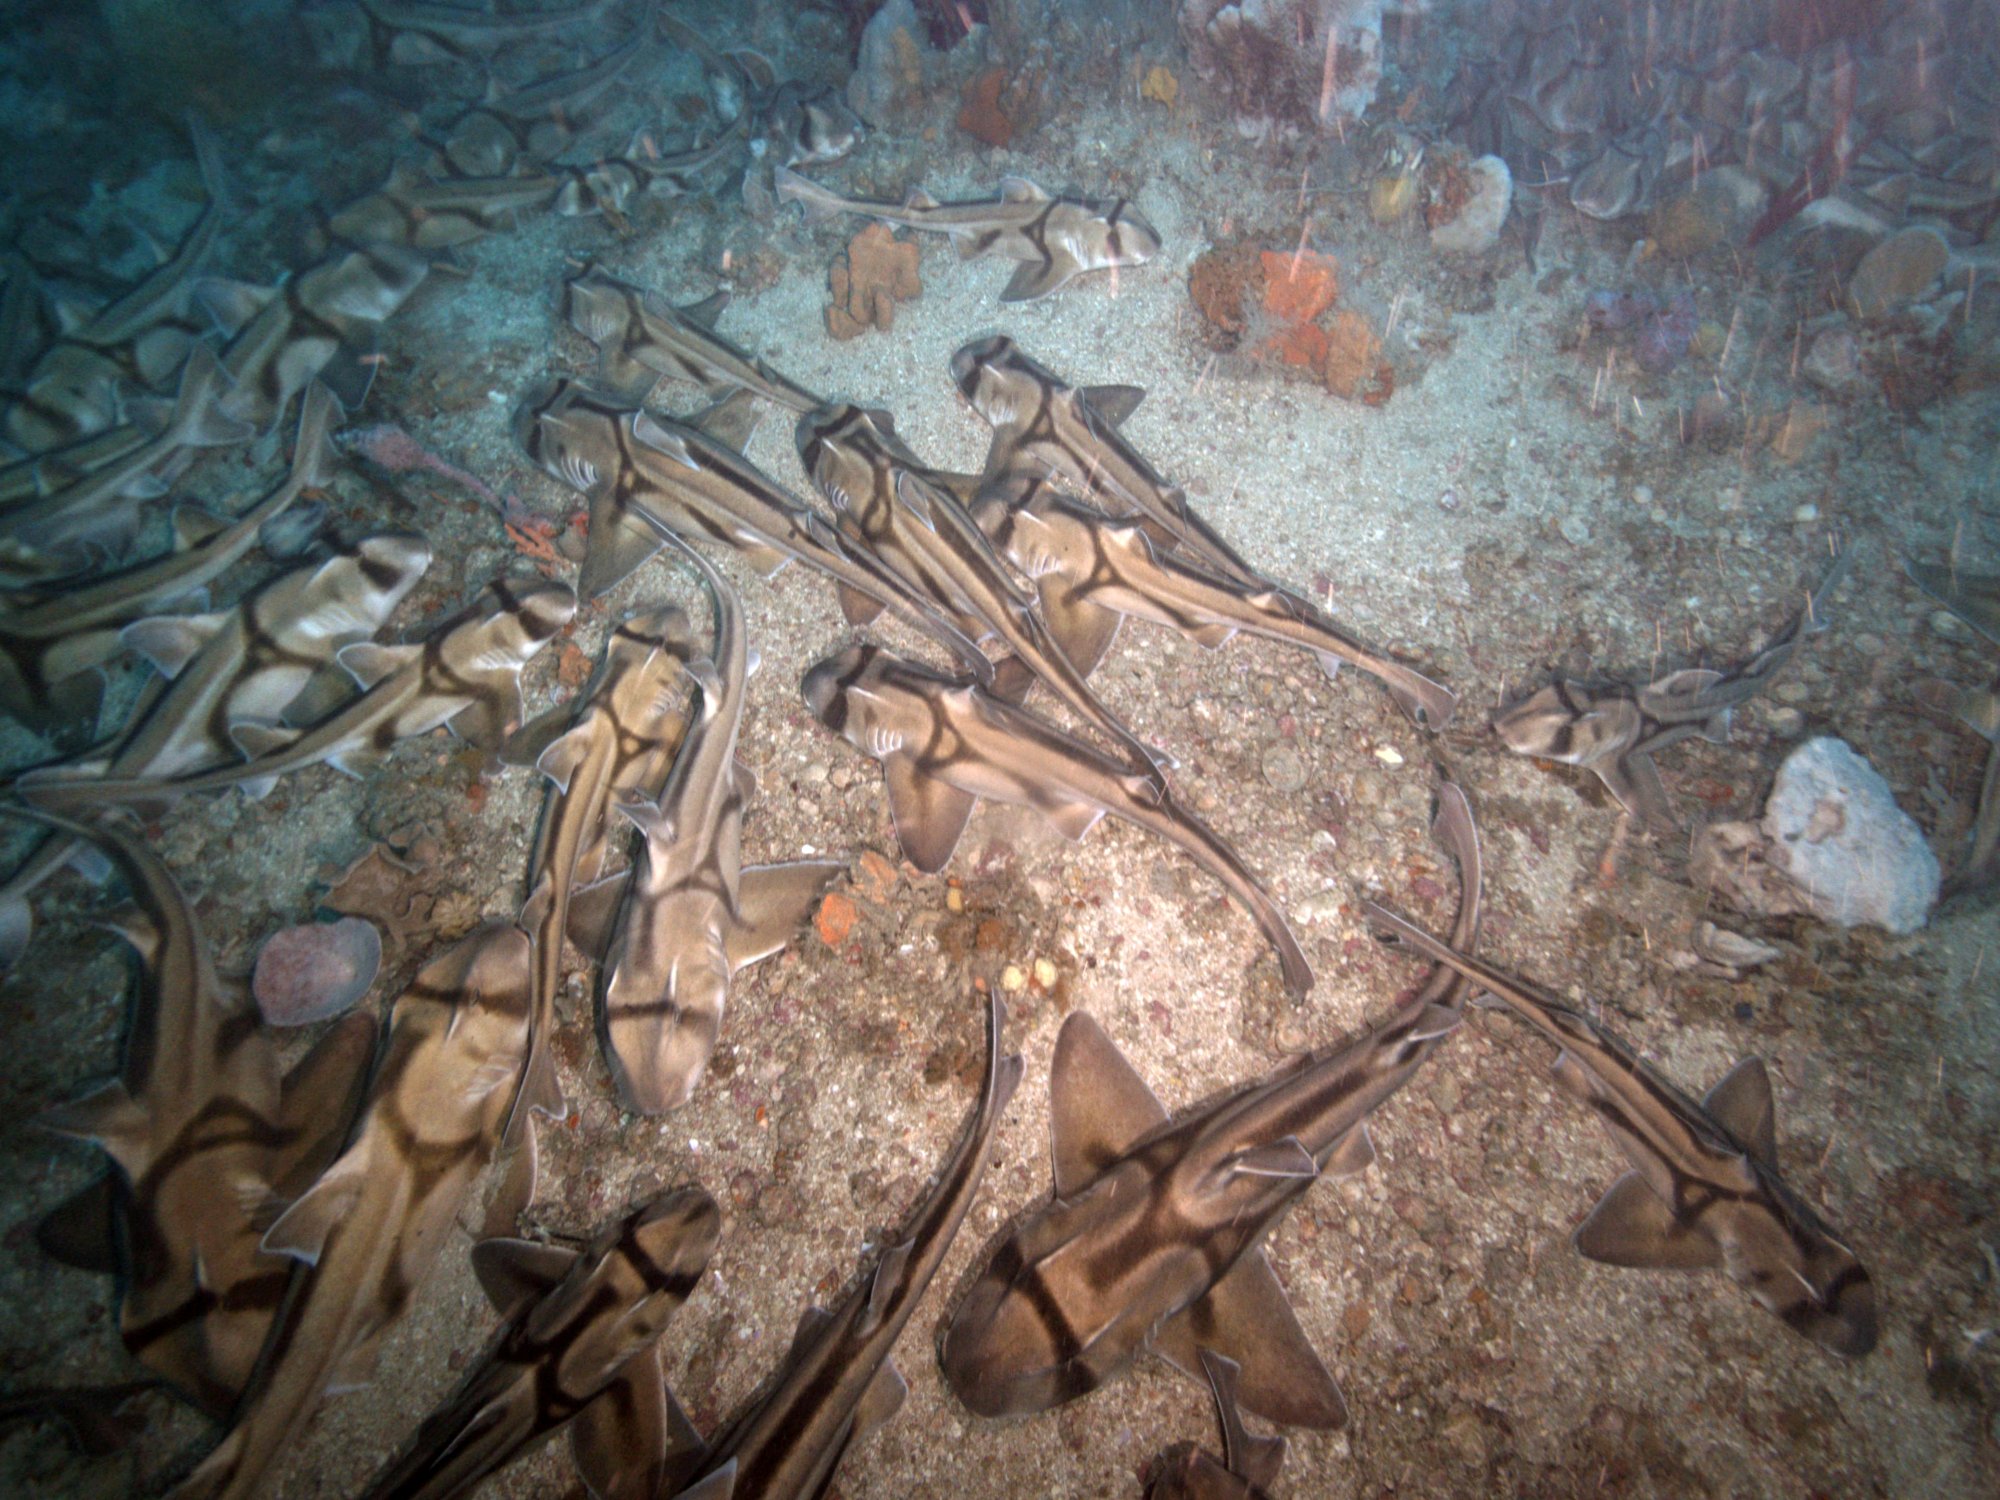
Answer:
825;224;922;340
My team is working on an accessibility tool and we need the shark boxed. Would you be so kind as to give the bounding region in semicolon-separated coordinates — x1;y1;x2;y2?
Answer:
938;784;1482;1425
20;808;366;1418
801;641;1314;997
664;994;1022;1500
550;129;750;223
0;379;341;749
508;604;698;1141
571;537;842;1114
1909;558;2000;886
434;26;654;176
796;402;1171;783
20;575;574;813
357;1186;720;1500
327;164;565;252
1145;1350;1288;1500
975;477;1458;729
1359;898;1878;1358
0;342;253;565
3;529;432;966
950;336;1274;596
165;924;535;1500
1494;548;1851;825
303;0;630;71
559;260;822;413
513;379;989;679
774;167;1160;302
202;237;431;431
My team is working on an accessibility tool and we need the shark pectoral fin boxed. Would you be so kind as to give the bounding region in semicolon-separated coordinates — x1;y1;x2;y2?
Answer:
673;1458;738;1500
121;611;228;679
1039;585;1123;679
570;1350;678;1500
851;1358;908;1441
731;757;758;801
228;720;299;760
470;1236;579;1318
788;1305;835;1357
999;175;1052;203
579;509;668;602
505;702;578;770
1321;1122;1378;1179
679;289;730;331
999;258;1076;304
1154;1248;1347;1430
1049;1011;1171;1197
1079;383;1146;426
37;1080;146;1166
836;582;887;627
1226;1138;1319;1180
1186;620;1237;650
567;872;631;959
1598;751;1676;827
194;275;276;336
261;1155;366;1265
326;1328;387;1395
280;664;360;728
0;896;32;973
1702;1056;1778;1165
336;640;419;690
726;861;844;970
1044;796;1106;843
1572;1171;1721;1271
34;1175;120;1274
449;689;517;753
881;757;977;874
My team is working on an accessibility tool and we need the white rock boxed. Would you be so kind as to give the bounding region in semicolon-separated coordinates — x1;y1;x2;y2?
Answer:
1430;155;1512;256
1761;737;1938;934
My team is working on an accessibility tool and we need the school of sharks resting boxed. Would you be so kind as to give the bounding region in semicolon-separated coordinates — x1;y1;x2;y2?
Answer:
0;4;1915;1497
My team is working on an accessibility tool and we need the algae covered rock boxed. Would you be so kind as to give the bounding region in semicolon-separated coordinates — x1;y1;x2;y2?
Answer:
1847;226;1948;320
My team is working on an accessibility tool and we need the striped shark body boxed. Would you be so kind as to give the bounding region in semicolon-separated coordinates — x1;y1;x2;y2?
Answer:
560;262;822;413
434;27;653;176
977;478;1457;729
23;810;369;1417
795;402;1170;785
21;574;573;813
577;538;841;1114
774;167;1160;302
939;788;1482;1425
1145;1351;1287;1500
303;0;629;72
1359;899;1878;1358
358;1187;720;1500
327;164;565;252
801;641;1314;997
166;924;535;1500
513;380;989;679
950;336;1273;596
0;380;341;749
1495;549;1850;825
507;605;699;1140
667;995;1022;1500
550;128;749;223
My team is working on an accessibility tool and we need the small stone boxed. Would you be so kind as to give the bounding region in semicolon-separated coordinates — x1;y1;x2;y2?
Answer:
1558;514;1591;546
1430;154;1512;256
1851;632;1884;656
1761;736;1939;933
1847;225;1948;319
1931;610;1964;639
1793;502;1819;523
1774;679;1810;704
946;886;964;912
1262;745;1308;793
814;891;857;947
1373;745;1405;767
801;762;829;786
1802;327;1864;392
1765;706;1804;736
1032;956;1057;989
1000;964;1027;993
1632;484;1653;506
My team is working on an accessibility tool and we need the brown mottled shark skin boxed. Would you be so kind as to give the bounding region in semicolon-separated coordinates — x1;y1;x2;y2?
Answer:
939;787;1481;1426
575;538;842;1114
560;261;823;413
803;641;1315;997
166;924;534;1500
796;401;1172;785
666;995;1022;1500
0;380;338;748
1;529;431;970
949;335;1272;597
514;379;990;680
1359;900;1878;1359
1494;548;1851;826
507;605;698;1143
357;1187;720;1500
1145;1350;1287;1500
976;477;1459;730
774;167;1161;302
21;810;371;1418
21;576;574;814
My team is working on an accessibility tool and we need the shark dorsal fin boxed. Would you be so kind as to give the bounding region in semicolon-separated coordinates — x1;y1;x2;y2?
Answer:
261;1153;367;1265
999;176;1050;203
690;387;761;452
678;289;730;331
1572;1170;1722;1271
881;755;977;875
629;409;701;468
1047;1012;1169;1197
337;640;419;690
1702;1056;1778;1165
852;1358;908;1440
1152;1247;1347;1430
470;1236;579;1318
122;612;229;679
1320;1121;1377;1178
861;1239;913;1334
1079;383;1146;426
789;1304;835;1358
904;186;939;210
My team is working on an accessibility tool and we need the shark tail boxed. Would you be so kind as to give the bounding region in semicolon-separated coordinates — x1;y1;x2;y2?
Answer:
773;164;847;223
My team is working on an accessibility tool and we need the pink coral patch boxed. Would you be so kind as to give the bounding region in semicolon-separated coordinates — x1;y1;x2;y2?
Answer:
253;917;382;1027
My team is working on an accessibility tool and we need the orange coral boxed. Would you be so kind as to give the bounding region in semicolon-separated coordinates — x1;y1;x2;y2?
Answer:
1323;308;1391;404
826;224;921;340
958;66;1013;147
1188;242;1265;340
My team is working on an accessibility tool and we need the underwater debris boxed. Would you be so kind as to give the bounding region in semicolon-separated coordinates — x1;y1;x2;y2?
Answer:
252;916;382;1027
825;224;923;339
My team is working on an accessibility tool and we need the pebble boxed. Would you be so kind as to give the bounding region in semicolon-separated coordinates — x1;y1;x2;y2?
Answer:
1262;745;1308;793
1000;964;1026;993
801;762;828;786
1632;484;1653;507
1558;514;1591;546
1847;225;1948;319
1931;610;1964;639
1851;632;1884;656
1373;745;1404;766
1793;502;1818;523
1774;679;1810;704
1766;706;1804;736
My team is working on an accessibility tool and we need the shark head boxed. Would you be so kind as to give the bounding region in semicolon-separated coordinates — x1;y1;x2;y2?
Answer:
559;264;633;347
1492;680;1640;767
515;378;621;493
801;642;884;738
950;335;1050;428
350;531;435;609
